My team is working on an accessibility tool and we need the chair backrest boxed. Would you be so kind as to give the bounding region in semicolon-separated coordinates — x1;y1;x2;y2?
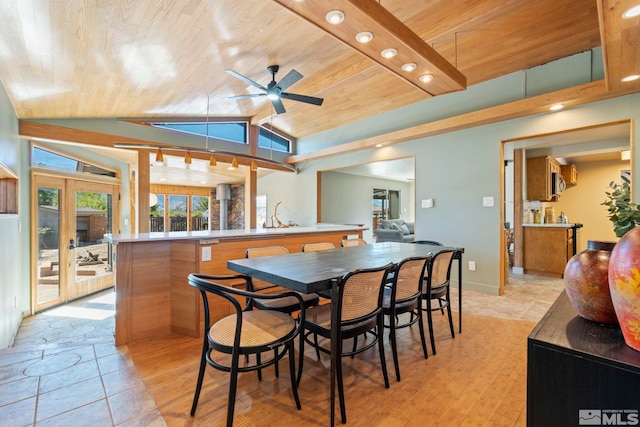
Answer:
391;256;431;303
340;238;367;247
414;240;444;246
246;245;289;258
424;250;456;292
339;263;393;323
301;241;336;252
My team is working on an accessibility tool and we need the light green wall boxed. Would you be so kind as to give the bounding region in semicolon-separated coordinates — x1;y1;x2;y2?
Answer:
266;94;640;295
0;83;27;348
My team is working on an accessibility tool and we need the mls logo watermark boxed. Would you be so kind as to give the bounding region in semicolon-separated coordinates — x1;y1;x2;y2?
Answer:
579;409;639;426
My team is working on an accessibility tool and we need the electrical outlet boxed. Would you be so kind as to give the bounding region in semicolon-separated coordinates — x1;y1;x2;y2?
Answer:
468;261;476;271
421;198;434;208
482;197;494;207
201;246;212;262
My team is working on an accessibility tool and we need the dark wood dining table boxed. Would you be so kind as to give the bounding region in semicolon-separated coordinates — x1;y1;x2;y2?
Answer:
227;241;463;425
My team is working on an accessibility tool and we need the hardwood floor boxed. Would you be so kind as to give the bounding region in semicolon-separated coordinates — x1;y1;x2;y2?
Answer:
127;312;534;426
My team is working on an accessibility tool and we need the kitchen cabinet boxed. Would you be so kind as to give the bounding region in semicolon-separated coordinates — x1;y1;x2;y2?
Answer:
527;291;640;426
0;161;18;215
522;225;575;277
526;156;561;201
561;164;578;186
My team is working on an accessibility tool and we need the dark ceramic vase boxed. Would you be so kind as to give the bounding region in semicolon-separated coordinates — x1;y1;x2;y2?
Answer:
564;240;618;325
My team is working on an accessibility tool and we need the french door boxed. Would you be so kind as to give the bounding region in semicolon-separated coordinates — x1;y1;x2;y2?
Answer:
32;174;120;312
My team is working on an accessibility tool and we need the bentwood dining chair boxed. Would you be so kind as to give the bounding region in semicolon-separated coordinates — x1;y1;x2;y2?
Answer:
301;241;336;252
421;250;457;355
187;273;305;427
245;246;320;313
340;238;367;247
382;255;431;381
297;263;393;424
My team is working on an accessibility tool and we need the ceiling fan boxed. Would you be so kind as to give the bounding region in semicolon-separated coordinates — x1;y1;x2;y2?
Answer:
225;65;324;114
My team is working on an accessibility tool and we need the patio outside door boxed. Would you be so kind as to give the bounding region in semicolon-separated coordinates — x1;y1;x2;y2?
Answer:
33;174;119;312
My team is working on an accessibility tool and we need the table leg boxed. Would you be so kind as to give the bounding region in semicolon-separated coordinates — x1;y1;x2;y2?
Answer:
458;252;462;333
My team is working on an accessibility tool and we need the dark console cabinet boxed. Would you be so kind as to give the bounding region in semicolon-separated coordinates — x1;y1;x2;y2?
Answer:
527;291;640;426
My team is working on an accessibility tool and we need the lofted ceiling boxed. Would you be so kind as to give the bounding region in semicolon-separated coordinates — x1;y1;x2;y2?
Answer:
0;0;638;184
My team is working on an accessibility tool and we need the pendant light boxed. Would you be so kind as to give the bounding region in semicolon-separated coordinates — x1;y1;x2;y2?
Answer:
251;160;258;171
231;156;239;169
184;151;192;164
209;154;217;166
155;148;164;163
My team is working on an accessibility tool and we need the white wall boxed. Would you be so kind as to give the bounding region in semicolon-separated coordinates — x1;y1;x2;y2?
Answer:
0;83;27;348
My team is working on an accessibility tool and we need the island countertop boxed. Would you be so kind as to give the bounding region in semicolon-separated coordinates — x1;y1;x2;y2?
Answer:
106;224;367;244
521;223;582;228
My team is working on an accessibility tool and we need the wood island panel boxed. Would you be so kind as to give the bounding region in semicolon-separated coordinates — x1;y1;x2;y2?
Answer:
112;226;363;345
523;226;574;277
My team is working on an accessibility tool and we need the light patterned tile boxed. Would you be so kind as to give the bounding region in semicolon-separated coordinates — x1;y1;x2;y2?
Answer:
0;376;38;407
38;359;100;394
108;382;159;425
36;376;106;421
35;399;112;427
0;396;36;426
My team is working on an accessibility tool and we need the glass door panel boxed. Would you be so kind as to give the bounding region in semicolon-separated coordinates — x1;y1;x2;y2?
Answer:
191;195;209;231
169;195;188;231
35;179;64;309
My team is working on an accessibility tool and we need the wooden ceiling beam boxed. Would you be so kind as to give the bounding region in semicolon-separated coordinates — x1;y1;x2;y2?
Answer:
286;80;638;164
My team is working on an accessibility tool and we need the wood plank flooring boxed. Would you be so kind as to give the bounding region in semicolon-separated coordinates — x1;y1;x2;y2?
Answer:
127;312;534;426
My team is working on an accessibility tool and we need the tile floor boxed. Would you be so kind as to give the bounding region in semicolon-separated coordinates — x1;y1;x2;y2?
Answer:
0;274;565;427
1;290;166;427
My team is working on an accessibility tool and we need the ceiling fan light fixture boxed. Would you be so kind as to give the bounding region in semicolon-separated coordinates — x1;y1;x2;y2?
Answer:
550;103;564;111
622;5;640;18
355;31;373;43
267;92;280;100
325;10;345;25
381;48;397;58
184;151;192;164
622;74;640;82
155;148;164;164
402;62;417;72
209;153;217;167
419;74;434;83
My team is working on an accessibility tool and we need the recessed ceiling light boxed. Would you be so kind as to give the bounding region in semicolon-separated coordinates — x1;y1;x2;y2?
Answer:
325;10;345;25
622;5;640;18
159;178;167;181
355;31;373;43
550;104;564;111
200;181;207;184
419;74;434;83
381;48;397;59
402;63;417;72
375;143;384;148
622;74;640;82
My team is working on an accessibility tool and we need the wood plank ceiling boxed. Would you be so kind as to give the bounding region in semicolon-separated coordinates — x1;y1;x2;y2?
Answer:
0;0;637;150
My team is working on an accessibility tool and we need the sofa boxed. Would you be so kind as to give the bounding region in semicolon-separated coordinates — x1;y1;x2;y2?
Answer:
373;219;415;243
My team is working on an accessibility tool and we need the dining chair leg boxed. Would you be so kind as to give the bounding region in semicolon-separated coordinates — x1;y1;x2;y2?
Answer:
296;331;305;386
446;295;455;339
287;341;302;410
274;349;280;377
377;315;390;389
438;298;445;315
256;353;262;381
190;336;209;416
336;339;347;424
313;333;321;361
426;298;437;355
389;310;401;382
417;307;429;359
226;350;241;427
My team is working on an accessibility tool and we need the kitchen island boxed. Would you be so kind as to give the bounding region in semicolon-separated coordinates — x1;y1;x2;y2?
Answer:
522;223;582;278
106;225;365;345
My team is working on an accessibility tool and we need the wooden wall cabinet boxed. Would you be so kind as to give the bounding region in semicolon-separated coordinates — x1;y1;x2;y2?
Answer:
561;164;578;186
526;156;561;201
523;226;574;277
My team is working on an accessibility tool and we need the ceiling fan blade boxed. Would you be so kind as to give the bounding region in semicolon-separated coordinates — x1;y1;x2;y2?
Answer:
276;69;303;91
225;69;267;92
271;97;286;114
280;92;324;106
228;93;266;100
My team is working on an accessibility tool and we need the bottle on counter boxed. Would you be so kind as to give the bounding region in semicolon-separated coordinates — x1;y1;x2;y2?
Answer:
533;209;541;224
558;211;568;224
544;207;555;224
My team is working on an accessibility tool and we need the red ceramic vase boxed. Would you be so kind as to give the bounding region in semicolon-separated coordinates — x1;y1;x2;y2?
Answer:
608;227;640;351
564;241;618;325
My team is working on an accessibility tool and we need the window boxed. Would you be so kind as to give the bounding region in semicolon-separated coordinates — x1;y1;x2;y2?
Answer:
191;196;209;231
168;195;188;231
256;195;267;228
259;127;291;152
151;122;247;144
150;194;165;232
32;147;116;177
150;193;210;232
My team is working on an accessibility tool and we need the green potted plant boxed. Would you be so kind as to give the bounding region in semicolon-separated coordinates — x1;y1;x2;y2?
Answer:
602;181;640;237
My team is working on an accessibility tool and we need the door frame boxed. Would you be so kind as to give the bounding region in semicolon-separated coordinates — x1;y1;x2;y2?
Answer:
31;171;120;313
